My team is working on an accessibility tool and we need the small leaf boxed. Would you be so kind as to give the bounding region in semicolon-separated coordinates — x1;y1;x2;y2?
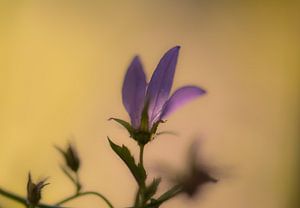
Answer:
109;118;133;136
144;178;161;202
108;138;146;186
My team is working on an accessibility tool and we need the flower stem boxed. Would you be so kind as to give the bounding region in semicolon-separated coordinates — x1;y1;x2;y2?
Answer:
55;191;114;208
0;187;61;208
134;145;146;208
139;145;144;167
75;172;81;194
145;185;182;208
0;187;27;205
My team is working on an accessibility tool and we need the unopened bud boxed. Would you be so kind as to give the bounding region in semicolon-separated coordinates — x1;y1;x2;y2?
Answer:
26;173;49;206
56;143;80;172
181;168;217;197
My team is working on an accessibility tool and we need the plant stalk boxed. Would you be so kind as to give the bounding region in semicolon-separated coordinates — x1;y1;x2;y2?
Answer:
0;187;61;208
134;144;146;208
55;191;114;208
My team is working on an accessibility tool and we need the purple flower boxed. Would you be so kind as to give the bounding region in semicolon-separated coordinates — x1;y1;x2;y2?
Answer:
112;46;206;144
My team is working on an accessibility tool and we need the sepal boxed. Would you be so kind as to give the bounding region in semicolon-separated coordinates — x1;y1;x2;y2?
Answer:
150;120;165;136
109;118;134;136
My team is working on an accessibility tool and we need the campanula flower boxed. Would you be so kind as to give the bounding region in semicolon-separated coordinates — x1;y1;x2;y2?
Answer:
112;46;206;144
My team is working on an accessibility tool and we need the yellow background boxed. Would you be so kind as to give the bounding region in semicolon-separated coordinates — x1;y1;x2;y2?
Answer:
0;1;299;208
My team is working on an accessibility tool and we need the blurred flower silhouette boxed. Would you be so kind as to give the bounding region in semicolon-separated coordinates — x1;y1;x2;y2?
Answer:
159;140;217;198
112;46;206;145
55;143;81;193
26;173;49;207
55;143;80;173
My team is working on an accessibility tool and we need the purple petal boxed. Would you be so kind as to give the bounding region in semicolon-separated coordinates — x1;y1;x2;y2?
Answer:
122;56;147;128
160;86;206;119
146;46;180;125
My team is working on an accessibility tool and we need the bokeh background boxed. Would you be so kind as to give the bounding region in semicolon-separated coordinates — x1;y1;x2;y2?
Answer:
0;1;299;208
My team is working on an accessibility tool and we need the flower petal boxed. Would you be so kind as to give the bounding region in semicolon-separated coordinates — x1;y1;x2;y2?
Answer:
122;56;147;128
160;86;206;119
146;46;180;125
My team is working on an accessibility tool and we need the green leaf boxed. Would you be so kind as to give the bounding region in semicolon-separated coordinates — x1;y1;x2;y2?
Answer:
108;138;146;186
109;118;133;136
144;178;161;202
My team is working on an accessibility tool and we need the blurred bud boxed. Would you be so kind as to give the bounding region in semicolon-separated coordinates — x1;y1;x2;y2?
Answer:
26;173;49;206
179;139;217;197
157;139;218;198
180;166;217;197
56;143;80;172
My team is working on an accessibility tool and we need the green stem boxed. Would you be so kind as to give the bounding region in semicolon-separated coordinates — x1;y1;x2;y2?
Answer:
133;188;140;208
0;187;61;208
55;191;114;208
139;145;144;167
145;185;182;208
134;145;146;208
0;187;27;205
75;172;81;194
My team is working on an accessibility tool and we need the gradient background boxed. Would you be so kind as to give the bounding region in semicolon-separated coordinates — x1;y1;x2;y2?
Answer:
0;1;299;208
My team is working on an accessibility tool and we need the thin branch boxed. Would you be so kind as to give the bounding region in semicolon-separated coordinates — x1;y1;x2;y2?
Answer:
0;187;62;208
144;185;182;208
55;191;114;208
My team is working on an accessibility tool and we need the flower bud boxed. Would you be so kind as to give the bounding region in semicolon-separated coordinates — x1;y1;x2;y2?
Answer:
181;167;217;197
180;141;218;197
56;143;80;172
26;173;49;206
158;139;218;198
